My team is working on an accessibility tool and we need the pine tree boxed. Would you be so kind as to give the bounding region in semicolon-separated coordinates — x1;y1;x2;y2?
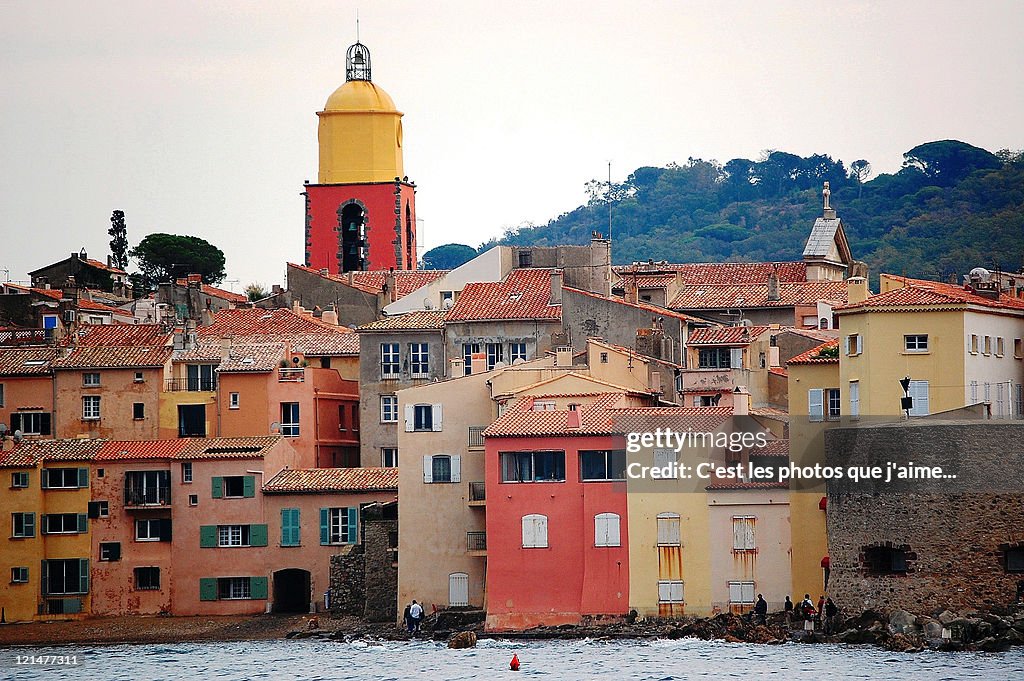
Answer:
108;210;129;270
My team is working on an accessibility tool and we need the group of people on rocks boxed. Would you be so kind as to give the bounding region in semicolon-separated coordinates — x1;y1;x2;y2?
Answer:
779;593;839;632
402;599;424;635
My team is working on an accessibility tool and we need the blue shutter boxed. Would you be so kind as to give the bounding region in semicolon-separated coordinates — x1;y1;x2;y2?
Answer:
77;513;88;533
79;559;89;594
346;507;358;545
319;508;329;545
77;467;89;488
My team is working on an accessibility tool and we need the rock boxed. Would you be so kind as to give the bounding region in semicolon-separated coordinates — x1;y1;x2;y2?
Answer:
937;610;957;625
921;619;943;639
978;636;1011;653
723;634;743;643
883;633;921;652
888;609;919;635
447;631;477;649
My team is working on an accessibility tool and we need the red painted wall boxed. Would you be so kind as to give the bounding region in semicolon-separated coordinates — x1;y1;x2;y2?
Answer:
305;182;417;274
484;434;630;631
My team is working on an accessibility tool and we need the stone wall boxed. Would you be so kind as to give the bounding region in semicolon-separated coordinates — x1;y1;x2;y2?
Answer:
329;547;365;616
825;420;1024;616
328;505;398;621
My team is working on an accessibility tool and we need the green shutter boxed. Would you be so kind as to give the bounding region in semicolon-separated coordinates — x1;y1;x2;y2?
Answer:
199;578;218;601
250;524;268;547
211;476;223;499
281;508;300;547
25;512;35;538
199;525;217;548
40;514;50;535
250;576;268;600
40;469;49;489
243;475;256;498
77;513;88;533
78;558;89;594
319;508;329;545
77;467;89;488
346;507;358;545
41;560;48;596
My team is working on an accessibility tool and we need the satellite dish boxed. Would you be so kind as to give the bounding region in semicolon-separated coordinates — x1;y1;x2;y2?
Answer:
423;298;435;310
270;422;280;434
441;299;454;310
0;423;7;435
13;430;24;443
969;267;991;282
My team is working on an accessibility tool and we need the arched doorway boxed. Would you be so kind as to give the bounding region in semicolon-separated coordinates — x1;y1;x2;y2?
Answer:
273;569;311;613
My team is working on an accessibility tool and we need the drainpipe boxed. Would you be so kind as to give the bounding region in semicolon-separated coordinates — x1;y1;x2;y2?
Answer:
313;388;320;468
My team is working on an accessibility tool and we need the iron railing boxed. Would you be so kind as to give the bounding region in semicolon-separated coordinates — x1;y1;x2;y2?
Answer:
468;482;486;503
165;378;217;392
467;531;487;552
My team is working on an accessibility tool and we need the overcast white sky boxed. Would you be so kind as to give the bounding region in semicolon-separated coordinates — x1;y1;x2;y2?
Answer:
2;1;1022;291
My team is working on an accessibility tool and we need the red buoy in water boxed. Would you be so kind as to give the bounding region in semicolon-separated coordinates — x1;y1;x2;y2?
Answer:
510;653;520;671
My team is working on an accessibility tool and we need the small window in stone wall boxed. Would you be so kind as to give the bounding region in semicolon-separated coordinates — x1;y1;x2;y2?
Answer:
1003;545;1024;573
862;544;912;575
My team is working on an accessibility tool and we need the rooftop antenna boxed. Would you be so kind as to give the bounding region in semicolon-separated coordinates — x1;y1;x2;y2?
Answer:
607;161;613;244
356;9;360;42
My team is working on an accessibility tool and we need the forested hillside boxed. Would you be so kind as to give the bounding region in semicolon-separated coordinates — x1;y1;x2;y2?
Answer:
480;140;1024;282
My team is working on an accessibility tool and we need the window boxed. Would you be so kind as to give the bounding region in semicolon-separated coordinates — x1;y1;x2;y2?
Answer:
280;508;300;547
518;250;533;267
657;513;681;546
1015;338;1023;359
217;475;253;498
732;516;755;551
422;454;461;483
863;545;908;574
380;395;398;423
44;513;86;534
410;343;430;377
510;342;528;364
659;580;684;603
136;518;171;542
219;524;251;547
182;462;193;484
42;467;88;489
10;412;51;436
580;450;626;481
808;389;824;422
532;400;556;411
971;334;979;354
188;494;198;506
845;334;863;356
11;567;29;583
186;364;216;391
11;472;29;488
698;347;735;369
594;513;621;547
486;343;504;370
984;336;992;355
462;343;480;375
826;388;841;420
849;381;860;420
441;291;454;305
971;380;979;403
600;352;609;364
135;567;160;590
134;371;145;383
904;334;928;352
380;343;400;378
407;403;440;432
87;500;109;518
281;402;300;437
99;542;121;561
219;577;251;600
728;581;755;605
82;395;100;420
97;468;104;478
0;383;3;406
83;372;100;386
229;392;240;409
654;448;678;468
381;448;398;468
996;337;1005;357
12;512;36;538
42;559;89;595
521;514;548;548
801;315;817;327
1006;547;1024;573
177;404;206;437
322;507;358;545
908;380;930;416
125;470;170;506
501;451;566;482
133;402;145;420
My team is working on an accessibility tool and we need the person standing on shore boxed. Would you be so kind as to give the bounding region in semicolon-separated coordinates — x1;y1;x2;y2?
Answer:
824;598;839;634
403;603;413;633
784;596;794;626
753;594;768;625
816;595;825;626
410;600;424;635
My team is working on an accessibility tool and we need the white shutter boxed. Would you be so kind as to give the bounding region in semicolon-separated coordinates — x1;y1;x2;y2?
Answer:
671;582;684;602
856;335;863;354
730;348;743;368
448;572;469;607
450;455;461;483
657;514;680;546
844;335;852;355
732;518;744;550
744;519;755;549
909;380;929;416
422;455;433;483
658;581;673;603
522;515;535;548
536;515;548;548
653;448;676;467
594;515;606;546
849;381;860;419
729;581;743;603
742;582;755;603
607;514;620;547
431;404;443;432
405;405;415;432
808;389;824;422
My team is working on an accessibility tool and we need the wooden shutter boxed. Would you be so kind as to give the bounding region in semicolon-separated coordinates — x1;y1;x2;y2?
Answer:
281;509;300;546
345;507;358;545
78;559;89;594
657;514;680;546
109;542;121;561
744;519;755;549
732;518;744;550
856;335;863;354
671;582;683;602
319;508;330;545
40;412;52;435
450;455;461;483
77;513;88;533
199;525;217;548
40;468;49;489
910;381;930;416
24;512;35;538
607;514;620;547
522;516;535;548
448;572;469;607
243;475;256;498
250;524;268;547
77;467;89;488
730;348;743;369
431;404;443;431
211;476;223;499
658;581;672;602
41;560;48;596
87;501;101;519
422;456;433;483
535;515;548;547
199;578;218;601
849;381;860;418
729;581;743;603
808;389;824;422
159;518;173;542
404;405;415;432
250;576;268;600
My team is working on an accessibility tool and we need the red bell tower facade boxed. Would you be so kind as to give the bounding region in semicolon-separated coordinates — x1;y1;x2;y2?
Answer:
304;42;417;274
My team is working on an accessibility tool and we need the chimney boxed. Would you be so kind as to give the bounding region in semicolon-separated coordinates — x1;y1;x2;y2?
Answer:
555;345;573;367
767;269;780;302
470;352;487;375
623;272;639;304
321;305;339;326
386;269;398;304
846;276;868;305
590;233;612;296
549;271;562;305
566;404;581;429
2;437;14;452
220;336;232;362
732;386;750;416
71;251;80;260
450;357;465;377
272;284;282;295
107;255;113;267
346;271;354;285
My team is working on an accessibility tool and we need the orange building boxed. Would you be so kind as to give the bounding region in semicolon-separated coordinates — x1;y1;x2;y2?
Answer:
0;347;59;439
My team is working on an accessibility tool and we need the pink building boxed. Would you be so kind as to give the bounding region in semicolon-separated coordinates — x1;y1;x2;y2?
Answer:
483;393;639;630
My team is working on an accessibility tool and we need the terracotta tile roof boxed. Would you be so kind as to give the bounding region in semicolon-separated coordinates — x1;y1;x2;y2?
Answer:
289;331;361;356
616;262;808;285
0;439;105;465
587;338;683;369
750;407;789;422
95;437;284;461
778;327;837;342
786;339;839;365
263;467;398;493
769;367;788;377
52;345;174;370
96;440;189;460
82;257;128;275
563;286;702;324
216;342;287;372
670;281;847;309
836;276;1024;313
357;311;448;332
69;324;170;347
175;279;249;304
613;273;679;289
749;439;790;457
447;269;561;322
199;308;347;337
0;348;60;376
687;325;771;345
288;264;449;299
78;299;126;314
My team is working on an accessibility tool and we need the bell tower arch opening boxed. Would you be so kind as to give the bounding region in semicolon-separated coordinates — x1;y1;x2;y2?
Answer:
339;201;367;273
405;202;415;270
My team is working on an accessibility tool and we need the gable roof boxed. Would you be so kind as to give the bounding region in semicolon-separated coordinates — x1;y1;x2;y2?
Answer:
670;281;847;310
96;437;285;461
198;308;347;337
52;345;174;370
563;286;703;324
0;347;60;376
263;467;398;493
616;262;808;285
803;216;853;264
786;339;840;365
288;263;448;299
357;310;448;332
69;324;169;347
447;269;561;322
0;439;105;466
836;276;1024;314
687;325;771;346
175;279;249;304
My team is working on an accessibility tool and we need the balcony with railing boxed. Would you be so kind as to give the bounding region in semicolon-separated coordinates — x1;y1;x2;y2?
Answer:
124;485;171;508
468;481;486;506
278;367;305;382
165;377;217;392
467;531;487;555
468;426;486;450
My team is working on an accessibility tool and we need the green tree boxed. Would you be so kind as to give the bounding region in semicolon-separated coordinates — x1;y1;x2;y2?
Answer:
902;140;1000;186
849;160;872;198
244;283;269;301
421;243;478;270
129;233;227;289
108;210;129;271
